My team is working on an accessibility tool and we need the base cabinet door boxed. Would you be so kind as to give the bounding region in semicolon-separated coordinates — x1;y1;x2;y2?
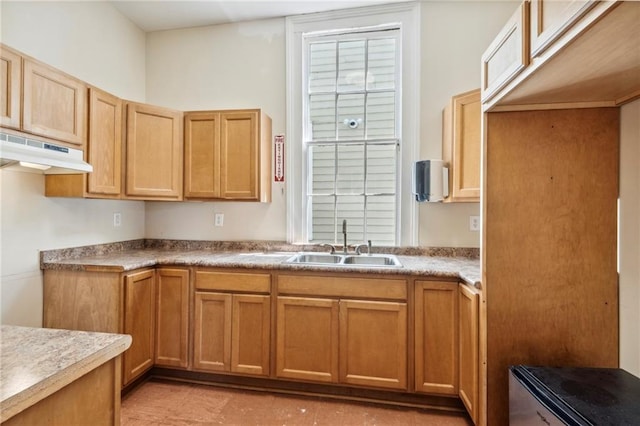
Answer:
415;281;459;395
339;300;407;390
276;297;339;383
123;269;156;385
155;268;190;368
193;292;232;372
231;294;270;376
459;283;480;423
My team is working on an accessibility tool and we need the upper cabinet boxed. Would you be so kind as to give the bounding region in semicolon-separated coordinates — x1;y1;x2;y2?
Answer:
1;45;21;129
185;109;272;202
46;87;123;199
483;1;639;110
22;58;86;146
125;102;183;201
1;44;87;147
442;89;481;202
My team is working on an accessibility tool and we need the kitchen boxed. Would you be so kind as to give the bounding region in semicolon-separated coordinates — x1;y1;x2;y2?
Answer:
1;1;639;425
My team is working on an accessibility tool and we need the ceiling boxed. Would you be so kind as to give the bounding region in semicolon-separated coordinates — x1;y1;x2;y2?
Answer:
110;0;407;32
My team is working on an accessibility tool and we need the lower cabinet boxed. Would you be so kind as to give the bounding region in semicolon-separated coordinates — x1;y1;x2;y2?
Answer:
123;269;156;386
193;270;271;376
459;283;480;424
414;280;459;395
276;274;408;391
155;268;190;369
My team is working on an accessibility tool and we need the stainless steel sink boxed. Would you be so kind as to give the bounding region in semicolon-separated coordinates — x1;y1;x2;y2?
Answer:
343;255;401;266
285;253;401;268
286;253;343;264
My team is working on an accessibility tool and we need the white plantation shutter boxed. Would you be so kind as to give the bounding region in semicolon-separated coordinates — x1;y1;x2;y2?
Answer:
305;29;400;246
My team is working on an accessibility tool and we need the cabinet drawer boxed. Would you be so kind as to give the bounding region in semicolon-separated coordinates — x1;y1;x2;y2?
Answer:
195;270;271;293
278;274;406;300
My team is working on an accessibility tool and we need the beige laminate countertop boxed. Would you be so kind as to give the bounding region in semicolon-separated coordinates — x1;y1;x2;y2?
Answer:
0;325;131;422
41;249;481;288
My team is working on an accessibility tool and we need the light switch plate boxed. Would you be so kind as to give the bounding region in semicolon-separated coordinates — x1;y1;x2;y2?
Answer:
214;213;224;227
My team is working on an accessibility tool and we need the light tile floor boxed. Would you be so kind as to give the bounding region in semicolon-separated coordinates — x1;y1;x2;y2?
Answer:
121;380;473;425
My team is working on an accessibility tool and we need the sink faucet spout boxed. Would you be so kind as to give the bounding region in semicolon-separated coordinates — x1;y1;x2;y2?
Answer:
342;219;348;254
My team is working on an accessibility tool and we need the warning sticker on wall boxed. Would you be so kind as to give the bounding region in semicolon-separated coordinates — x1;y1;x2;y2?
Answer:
274;134;285;182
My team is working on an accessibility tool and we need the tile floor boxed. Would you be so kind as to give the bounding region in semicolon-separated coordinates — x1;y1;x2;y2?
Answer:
121;380;473;425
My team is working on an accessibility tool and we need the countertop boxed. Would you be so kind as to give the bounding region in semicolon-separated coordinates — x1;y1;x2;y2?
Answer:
0;325;132;422
40;240;481;288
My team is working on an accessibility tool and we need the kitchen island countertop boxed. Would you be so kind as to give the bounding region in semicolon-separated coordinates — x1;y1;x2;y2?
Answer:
0;325;131;422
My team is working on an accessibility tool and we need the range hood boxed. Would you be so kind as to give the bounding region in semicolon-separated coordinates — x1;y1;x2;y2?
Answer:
0;132;92;174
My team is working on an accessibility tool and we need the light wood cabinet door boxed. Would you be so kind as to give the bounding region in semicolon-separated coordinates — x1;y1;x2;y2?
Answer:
87;87;122;196
276;296;339;383
125;102;183;200
339;300;407;390
193;292;232;372
231;294;270;376
414;281;458;395
22;58;86;146
443;89;481;203
1;45;21;129
155;268;190;369
184;111;221;198
529;0;596;57
481;2;529;102
459;283;480;424
220;111;259;200
123;269;156;386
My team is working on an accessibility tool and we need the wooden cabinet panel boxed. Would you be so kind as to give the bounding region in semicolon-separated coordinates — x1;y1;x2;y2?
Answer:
530;0;596;57
123;269;156;385
414;281;459;395
443;89;481;202
459;283;480;424
193;292;232;372
276;296;339;383
45;87;123;198
155;268;190;368
22;58;86;146
339;300;407;390
125;102;183;200
195;270;270;293
184;112;220;198
231;294;270;376
278;274;407;300
0;45;21;129
184;109;271;202
481;2;529;103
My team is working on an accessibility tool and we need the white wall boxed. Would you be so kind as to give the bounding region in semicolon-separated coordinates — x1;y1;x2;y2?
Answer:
0;1;147;327
144;18;287;241
418;1;517;246
144;2;518;246
619;99;640;377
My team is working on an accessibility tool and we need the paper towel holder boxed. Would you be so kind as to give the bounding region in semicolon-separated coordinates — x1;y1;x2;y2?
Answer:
412;160;449;202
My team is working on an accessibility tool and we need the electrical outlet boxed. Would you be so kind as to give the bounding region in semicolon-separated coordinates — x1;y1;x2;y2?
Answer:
469;215;480;232
214;213;224;227
113;212;122;227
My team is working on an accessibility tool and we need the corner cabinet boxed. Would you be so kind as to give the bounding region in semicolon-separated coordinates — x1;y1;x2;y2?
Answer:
442;89;481;202
276;274;407;390
184;109;272;202
43;268;157;387
414;280;459;395
193;270;271;376
125;102;183;200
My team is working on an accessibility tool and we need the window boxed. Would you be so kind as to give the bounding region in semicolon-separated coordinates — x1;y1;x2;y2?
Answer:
286;3;420;247
305;31;400;245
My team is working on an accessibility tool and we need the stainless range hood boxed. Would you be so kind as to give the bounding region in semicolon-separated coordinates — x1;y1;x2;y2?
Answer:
0;132;93;174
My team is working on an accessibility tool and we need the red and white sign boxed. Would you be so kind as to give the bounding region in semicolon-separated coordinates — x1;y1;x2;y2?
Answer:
274;134;285;182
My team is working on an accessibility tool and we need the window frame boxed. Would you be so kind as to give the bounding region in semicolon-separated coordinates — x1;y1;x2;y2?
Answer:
286;2;421;246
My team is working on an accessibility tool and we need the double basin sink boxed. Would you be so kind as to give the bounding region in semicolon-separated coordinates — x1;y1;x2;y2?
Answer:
285;253;402;268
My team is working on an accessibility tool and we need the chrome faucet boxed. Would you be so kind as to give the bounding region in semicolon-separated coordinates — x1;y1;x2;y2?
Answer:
342;219;348;254
319;243;336;254
355;240;372;255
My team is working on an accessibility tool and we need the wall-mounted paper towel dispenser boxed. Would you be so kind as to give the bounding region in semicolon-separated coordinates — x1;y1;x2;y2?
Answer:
412;160;449;202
